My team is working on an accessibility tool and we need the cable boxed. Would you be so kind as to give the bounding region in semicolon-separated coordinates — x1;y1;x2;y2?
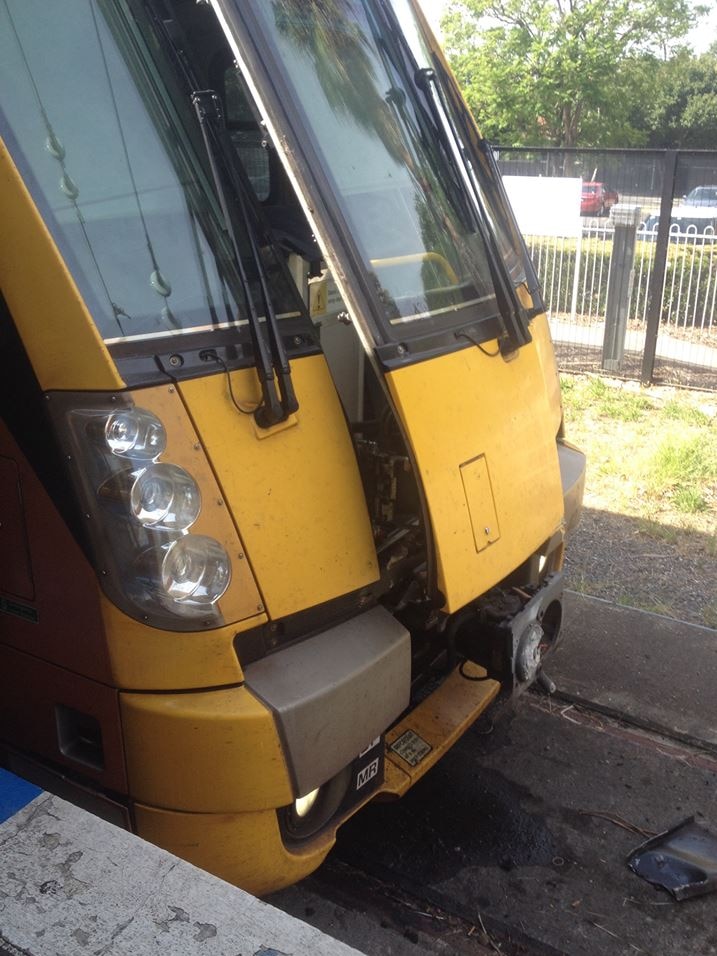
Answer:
201;350;258;415
455;330;500;357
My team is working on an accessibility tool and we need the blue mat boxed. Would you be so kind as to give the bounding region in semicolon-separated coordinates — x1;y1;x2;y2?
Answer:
0;768;42;823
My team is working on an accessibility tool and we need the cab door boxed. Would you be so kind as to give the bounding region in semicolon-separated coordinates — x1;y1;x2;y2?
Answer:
214;0;565;611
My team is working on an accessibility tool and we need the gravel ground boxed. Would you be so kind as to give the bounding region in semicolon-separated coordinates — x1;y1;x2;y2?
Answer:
564;506;717;628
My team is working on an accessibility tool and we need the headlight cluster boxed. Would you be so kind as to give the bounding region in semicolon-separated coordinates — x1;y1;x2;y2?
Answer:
60;401;232;629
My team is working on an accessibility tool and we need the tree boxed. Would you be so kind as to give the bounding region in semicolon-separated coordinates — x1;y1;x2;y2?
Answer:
442;0;702;147
638;47;717;147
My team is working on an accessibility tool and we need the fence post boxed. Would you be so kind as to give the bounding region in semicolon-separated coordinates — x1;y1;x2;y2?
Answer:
602;205;642;370
641;150;678;384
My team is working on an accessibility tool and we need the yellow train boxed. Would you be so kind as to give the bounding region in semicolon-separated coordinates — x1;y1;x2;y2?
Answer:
0;0;584;894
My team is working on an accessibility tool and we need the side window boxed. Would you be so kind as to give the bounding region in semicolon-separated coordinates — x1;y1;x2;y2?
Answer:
223;68;271;201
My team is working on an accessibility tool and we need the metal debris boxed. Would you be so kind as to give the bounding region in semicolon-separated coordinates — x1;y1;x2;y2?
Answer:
627;816;717;900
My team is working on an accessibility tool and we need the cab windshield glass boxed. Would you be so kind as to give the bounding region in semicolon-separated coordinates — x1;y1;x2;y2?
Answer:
247;0;504;334
0;0;299;345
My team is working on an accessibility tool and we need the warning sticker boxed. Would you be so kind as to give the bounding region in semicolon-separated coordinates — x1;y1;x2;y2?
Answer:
389;729;432;767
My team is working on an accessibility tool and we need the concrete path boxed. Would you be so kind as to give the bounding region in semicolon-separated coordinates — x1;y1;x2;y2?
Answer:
549;319;717;373
551;591;717;751
0;769;364;956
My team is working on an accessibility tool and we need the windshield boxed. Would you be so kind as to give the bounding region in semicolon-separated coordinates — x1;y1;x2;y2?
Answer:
243;0;508;336
0;0;300;345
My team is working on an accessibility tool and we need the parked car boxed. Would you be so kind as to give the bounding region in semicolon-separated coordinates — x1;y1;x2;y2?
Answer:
683;185;717;208
641;207;717;242
581;181;619;216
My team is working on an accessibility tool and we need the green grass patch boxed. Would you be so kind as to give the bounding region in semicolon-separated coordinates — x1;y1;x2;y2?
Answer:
636;518;680;544
645;434;717;514
650;436;717;485
597;390;653;422
661;398;711;427
673;487;709;514
560;374;654;422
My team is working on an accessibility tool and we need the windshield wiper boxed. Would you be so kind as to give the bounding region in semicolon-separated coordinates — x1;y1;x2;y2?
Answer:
428;56;545;319
413;66;530;351
192;89;297;427
368;0;528;350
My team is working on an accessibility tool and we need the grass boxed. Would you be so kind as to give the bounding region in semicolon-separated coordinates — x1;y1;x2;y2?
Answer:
646;435;717;514
560;373;717;627
662;398;711;427
561;373;717;526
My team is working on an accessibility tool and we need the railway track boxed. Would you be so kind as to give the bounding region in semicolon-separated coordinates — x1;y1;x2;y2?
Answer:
271;673;717;955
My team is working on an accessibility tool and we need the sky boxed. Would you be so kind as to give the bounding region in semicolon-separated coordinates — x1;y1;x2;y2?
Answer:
418;0;717;53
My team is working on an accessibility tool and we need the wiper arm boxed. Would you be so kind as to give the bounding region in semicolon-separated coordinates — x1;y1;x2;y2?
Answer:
429;57;545;318
413;67;529;351
192;90;297;427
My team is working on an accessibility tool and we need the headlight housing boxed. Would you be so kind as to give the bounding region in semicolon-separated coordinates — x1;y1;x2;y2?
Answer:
48;393;236;630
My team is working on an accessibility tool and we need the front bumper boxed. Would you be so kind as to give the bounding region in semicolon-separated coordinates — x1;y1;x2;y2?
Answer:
132;657;500;895
558;439;586;535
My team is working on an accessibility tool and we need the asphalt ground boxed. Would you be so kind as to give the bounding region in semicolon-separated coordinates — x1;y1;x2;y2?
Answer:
270;592;717;956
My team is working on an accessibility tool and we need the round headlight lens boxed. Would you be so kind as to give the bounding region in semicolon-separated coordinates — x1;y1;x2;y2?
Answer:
105;409;166;460
130;463;201;531
161;535;231;605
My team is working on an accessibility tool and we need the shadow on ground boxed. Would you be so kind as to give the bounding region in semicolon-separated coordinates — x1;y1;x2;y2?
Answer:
565;506;716;627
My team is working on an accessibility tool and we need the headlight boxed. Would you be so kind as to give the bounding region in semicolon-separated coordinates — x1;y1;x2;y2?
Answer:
161;535;231;606
130;463;201;532
280;767;352;842
52;397;237;630
105;409;166;459
293;788;320;819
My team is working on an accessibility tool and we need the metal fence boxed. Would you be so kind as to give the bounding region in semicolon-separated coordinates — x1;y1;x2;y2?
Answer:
497;147;717;390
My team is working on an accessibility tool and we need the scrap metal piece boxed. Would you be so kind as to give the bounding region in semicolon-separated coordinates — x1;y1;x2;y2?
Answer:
627;816;717;900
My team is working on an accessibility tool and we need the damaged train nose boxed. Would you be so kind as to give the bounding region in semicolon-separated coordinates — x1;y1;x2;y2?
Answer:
454;573;564;696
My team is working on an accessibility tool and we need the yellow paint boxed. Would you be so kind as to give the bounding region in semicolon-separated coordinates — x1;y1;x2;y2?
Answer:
121;685;292;813
386;339;564;612
460;454;500;552
101;600;260;691
382;661;500;796
529;312;563;435
178;355;379;620
0;140;123;392
134;802;332;896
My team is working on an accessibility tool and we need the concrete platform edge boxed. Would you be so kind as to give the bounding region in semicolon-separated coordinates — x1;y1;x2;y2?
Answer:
0;774;365;956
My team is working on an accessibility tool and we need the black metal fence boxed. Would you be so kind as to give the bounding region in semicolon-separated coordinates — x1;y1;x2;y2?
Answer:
496;147;717;391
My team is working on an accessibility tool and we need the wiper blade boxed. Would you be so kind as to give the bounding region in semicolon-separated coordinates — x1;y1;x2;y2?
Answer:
429;57;545;319
413;66;529;351
192;89;297;427
368;1;528;349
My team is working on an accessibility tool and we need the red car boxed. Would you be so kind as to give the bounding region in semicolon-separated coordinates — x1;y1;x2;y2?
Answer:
581;181;619;216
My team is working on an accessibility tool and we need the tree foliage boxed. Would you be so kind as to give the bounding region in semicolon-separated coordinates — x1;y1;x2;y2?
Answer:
639;47;717;147
442;0;704;147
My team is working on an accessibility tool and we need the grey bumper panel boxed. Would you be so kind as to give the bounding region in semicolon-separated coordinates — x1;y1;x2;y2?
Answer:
244;606;411;795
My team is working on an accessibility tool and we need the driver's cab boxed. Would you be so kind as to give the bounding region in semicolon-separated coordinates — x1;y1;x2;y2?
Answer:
0;0;584;896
